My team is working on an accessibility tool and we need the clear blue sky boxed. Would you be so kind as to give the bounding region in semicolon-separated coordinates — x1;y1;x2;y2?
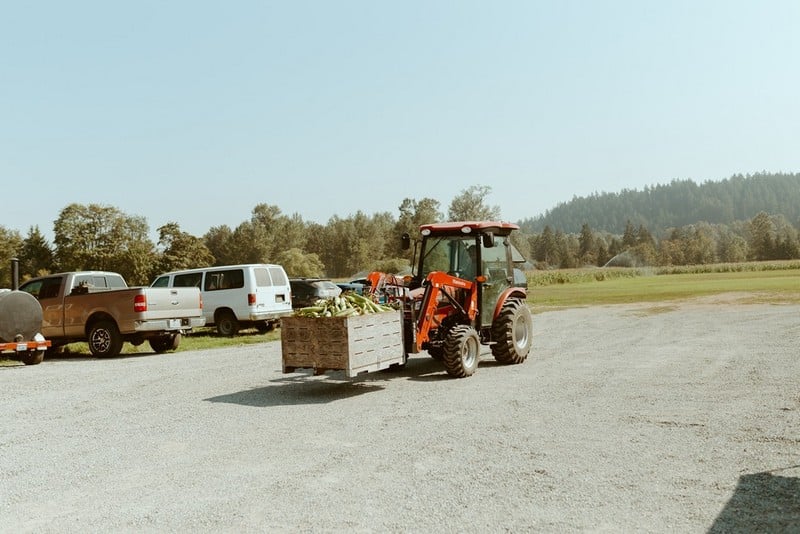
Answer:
2;1;798;241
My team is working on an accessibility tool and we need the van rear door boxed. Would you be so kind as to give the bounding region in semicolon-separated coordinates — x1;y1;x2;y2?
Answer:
252;266;292;316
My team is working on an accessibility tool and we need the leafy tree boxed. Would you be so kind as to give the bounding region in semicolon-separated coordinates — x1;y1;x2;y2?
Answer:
578;223;596;265
204;225;236;266
393;197;442;258
317;211;396;277
0;226;23;287
221;204;309;265
748;211;775;260
717;230;748;263
155;222;215;277
447;185;501;221
622;220;637;248
53;203;155;283
532;226;557;267
274;247;325;277
18;226;54;279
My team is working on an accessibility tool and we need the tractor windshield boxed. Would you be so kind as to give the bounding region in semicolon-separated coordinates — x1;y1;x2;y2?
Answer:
418;236;476;280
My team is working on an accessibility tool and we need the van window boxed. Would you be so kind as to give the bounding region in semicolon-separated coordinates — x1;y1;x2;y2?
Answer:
254;268;271;287
268;266;288;286
205;269;244;291
174;273;202;288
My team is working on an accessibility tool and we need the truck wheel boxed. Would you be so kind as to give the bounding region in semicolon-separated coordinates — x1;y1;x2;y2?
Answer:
216;311;239;336
149;333;181;353
442;325;480;378
21;350;44;365
88;321;124;357
491;299;533;364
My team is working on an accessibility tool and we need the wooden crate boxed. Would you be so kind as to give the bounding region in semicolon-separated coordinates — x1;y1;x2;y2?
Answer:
281;310;405;378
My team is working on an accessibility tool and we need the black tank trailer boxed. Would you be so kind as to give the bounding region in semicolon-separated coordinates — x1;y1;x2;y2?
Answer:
1;260;50;365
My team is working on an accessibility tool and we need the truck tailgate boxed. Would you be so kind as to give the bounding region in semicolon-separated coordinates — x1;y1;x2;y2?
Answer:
142;287;203;319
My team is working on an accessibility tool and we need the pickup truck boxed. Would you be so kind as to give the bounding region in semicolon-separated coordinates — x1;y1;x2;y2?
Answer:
19;271;205;357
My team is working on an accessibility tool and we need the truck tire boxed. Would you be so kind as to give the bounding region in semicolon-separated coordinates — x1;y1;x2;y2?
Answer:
216;311;239;336
88;320;124;357
149;333;181;353
21;350;44;365
442;325;480;378
491;299;533;364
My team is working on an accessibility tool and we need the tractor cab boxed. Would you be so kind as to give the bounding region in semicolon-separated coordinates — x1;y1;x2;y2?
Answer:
409;221;519;328
400;221;533;378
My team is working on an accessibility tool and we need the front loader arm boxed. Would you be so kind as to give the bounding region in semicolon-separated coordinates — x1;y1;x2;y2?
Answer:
414;271;479;346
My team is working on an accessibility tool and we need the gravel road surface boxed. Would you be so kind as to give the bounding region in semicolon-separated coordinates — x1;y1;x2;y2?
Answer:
2;296;799;533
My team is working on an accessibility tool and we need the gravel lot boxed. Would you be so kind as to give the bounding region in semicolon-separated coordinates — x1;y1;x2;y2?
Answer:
2;295;799;533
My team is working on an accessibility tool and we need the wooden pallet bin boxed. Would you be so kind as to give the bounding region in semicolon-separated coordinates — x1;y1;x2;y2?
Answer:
281;310;405;377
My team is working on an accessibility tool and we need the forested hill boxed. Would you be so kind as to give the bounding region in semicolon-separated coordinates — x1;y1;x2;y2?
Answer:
519;172;800;235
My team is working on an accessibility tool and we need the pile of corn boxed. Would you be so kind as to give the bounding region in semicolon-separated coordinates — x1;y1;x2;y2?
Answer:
293;293;395;318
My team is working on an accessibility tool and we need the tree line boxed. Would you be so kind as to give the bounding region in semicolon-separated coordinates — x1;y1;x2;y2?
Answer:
520;172;800;235
2;181;799;288
0;186;501;287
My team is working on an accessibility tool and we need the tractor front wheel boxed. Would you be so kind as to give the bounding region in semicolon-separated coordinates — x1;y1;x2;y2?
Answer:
491;299;533;364
442;325;480;378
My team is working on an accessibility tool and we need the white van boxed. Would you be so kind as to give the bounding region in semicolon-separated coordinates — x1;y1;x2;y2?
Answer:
151;264;292;335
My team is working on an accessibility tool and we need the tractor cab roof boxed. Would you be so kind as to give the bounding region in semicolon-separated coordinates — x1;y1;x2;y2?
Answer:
418;221;519;237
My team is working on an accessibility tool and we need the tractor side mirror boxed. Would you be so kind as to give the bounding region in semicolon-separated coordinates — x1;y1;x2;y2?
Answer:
401;233;411;250
482;232;495;248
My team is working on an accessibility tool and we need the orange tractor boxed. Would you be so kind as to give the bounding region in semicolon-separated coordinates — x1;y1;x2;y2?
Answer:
387;221;533;378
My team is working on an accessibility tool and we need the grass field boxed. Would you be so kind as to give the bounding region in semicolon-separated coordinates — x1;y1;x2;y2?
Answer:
528;262;800;309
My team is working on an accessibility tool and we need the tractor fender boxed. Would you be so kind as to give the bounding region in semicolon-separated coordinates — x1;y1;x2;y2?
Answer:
492;288;528;320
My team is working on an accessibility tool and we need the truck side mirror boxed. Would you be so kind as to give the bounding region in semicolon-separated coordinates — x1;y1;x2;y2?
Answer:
482;232;495;248
401;233;411;250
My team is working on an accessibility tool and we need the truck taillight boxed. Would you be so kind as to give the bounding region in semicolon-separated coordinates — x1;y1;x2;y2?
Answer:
199;294;203;309
134;294;147;312
248;293;256;305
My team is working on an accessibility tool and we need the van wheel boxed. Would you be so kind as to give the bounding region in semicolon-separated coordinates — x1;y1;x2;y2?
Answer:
149;333;181;353
216;311;239;336
256;321;275;333
88;321;124;357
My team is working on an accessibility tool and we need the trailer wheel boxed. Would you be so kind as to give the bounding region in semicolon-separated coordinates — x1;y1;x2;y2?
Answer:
88;321;123;357
21;350;44;365
491;299;533;364
442;325;480;378
216;311;239;336
149;333;181;353
427;346;444;360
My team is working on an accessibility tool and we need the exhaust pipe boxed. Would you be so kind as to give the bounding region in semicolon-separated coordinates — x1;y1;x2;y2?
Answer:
11;258;19;290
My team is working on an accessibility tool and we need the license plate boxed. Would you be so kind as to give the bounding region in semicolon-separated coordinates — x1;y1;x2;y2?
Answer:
16;343;27;352
167;319;181;329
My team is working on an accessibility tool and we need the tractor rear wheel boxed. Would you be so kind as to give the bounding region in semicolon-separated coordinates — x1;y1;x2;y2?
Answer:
491;299;533;364
442;325;480;378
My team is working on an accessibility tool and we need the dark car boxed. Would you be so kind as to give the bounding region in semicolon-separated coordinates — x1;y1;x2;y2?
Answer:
289;278;342;308
336;282;367;295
